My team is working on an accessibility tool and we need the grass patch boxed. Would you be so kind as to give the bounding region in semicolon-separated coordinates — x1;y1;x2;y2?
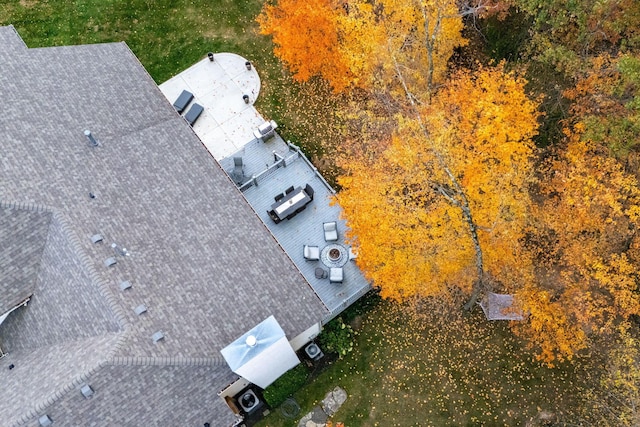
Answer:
2;0;266;83
263;364;309;408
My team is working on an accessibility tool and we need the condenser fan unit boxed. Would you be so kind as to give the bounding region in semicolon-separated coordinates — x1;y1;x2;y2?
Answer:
304;342;324;360
238;389;260;412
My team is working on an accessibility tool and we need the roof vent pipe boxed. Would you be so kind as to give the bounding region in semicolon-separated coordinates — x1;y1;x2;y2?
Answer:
38;415;53;427
84;130;99;147
80;384;94;398
104;257;117;267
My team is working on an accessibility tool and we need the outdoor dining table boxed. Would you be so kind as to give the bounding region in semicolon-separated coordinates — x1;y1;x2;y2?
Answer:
269;186;312;221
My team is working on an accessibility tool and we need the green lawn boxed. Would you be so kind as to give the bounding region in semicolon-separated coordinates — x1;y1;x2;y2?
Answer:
2;0;267;83
259;298;594;426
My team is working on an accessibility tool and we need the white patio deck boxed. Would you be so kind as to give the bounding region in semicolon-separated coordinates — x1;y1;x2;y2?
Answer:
159;53;265;160
159;54;371;321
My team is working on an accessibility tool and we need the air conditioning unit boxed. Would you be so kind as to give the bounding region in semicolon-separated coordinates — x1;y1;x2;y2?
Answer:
304;342;324;361
238;389;260;413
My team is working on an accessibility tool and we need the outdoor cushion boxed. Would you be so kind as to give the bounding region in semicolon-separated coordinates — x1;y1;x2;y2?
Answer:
184;103;204;126
323;221;338;241
303;245;320;261
172;90;193;113
329;267;343;283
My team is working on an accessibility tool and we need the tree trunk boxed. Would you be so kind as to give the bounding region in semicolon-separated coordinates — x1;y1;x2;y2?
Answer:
459;198;486;311
392;52;487;311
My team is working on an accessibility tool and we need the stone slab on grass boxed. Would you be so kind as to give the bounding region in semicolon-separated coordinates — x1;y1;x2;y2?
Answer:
321;386;347;417
297;386;347;427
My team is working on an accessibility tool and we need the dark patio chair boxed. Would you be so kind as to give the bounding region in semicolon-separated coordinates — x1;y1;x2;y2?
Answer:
304;184;314;200
267;210;280;223
274;193;285;202
231;157;244;184
285;186;295;194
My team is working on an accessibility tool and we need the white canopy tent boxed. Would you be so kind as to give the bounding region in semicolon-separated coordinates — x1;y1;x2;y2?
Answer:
479;292;524;321
220;315;300;389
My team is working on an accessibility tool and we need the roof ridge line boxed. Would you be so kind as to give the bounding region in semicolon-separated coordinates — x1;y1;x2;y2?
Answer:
0;203;132;331
0;200;54;213
50;210;131;331
12;335;120;427
108;354;227;367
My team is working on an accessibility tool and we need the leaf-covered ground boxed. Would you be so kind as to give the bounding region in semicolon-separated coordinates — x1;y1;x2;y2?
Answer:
260;298;595;426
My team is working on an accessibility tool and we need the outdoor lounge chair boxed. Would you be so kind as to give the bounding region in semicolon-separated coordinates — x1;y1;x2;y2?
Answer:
184;103;204;126
329;267;343;284
303;245;320;261
285;186;295;194
172;90;193;113
323;221;338;241
231;157;244;184
274;193;285;202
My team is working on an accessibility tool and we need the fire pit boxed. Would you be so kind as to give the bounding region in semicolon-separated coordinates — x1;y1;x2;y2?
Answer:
321;244;348;268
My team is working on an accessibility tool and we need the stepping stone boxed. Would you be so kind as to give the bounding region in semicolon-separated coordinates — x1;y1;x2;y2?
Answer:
321;386;347;417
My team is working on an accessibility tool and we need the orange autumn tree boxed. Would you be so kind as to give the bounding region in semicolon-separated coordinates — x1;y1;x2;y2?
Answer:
257;0;468;94
257;0;383;92
337;66;539;304
515;124;640;364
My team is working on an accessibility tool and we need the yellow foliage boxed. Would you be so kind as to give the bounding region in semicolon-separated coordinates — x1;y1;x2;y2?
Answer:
379;0;468;91
337;65;539;302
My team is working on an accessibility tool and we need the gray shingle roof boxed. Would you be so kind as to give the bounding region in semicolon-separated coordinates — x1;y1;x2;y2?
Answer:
0;25;26;55
0;25;328;426
0;205;51;314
